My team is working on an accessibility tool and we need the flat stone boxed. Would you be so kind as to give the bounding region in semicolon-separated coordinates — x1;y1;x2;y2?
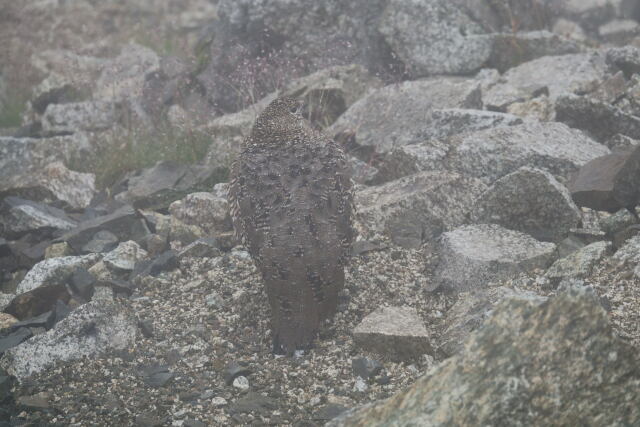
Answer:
81;230;119;254
434;224;557;293
1;300;138;380
355;171;487;248
16;253;101;294
353;306;432;361
447;121;610;184
0;197;77;238
329;287;640;426
168;192;231;235
606;46;640;78
352;357;383;380
41;101;116;135
600;209;637;237
470;167;581;242
103;241;148;273
228;392;277;415
0;328;33;354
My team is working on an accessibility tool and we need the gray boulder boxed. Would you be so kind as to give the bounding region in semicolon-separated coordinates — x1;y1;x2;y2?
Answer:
0;197;77;238
16;254;101;294
329;77;481;155
545;241;611;286
556;94;640;142
606;46;640;78
353;306;432;362
378;0;491;77
355;172;487;248
439;286;543;357
41;101;117;135
470;167;581;242
102;241;149;274
168;192;232;235
599;19;640;45
1;301;138;381
447;121;611;184
329;286;640;426
483;53;607;110
434;224;557;293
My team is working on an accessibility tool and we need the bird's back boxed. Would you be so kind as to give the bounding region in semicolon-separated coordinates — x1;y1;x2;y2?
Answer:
229;133;352;353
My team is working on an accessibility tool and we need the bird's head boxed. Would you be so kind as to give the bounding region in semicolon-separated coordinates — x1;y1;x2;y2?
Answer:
251;96;308;144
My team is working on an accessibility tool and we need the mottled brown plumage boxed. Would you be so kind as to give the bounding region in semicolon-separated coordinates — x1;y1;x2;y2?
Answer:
228;97;353;354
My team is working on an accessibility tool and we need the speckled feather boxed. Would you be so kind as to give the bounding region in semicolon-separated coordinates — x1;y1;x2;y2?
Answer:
228;97;354;353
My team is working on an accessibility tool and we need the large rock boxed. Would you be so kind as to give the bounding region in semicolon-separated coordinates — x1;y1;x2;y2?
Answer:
15;254;101;294
355;172;487;248
94;43;160;103
569;145;640;212
0;197;77;239
114;161;226;211
486;31;581;73
168;192;232;235
483;53;607;110
556;94;640;142
446;121;611;184
439;286;543;357
434;224;557;293
378;0;492;77
0;301;138;381
606;46;640;78
545;241;611;286
353;306;432;361
328;286;640;426
41;101;117;135
102;241;148;274
470;167;581;242
197;0;395;113
329;77;481;155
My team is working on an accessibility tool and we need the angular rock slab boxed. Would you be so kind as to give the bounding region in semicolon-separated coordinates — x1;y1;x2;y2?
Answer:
41;101;117;135
447;121;610;184
168;192;231;235
439;286;544;357
378;0;491;76
483;52;607;110
569;145;640;213
0;197;77;238
355;171;487;248
1;301;138;381
329;77;481;154
329;287;640;426
434;224;557;293
545;241;611;286
470;167;581;242
353;306;431;361
16;253;101;294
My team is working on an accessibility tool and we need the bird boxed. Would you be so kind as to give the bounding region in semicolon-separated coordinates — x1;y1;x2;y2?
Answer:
228;96;353;354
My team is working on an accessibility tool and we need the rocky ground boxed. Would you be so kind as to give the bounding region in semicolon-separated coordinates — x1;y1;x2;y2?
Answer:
2;0;640;426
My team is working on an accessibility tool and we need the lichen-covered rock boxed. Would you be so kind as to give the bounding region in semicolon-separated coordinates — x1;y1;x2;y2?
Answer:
0;301;138;381
327;288;640;427
353;306;431;361
16;254;101;294
434;224;557;293
439;287;544;357
470;167;581;242
447;121;611;184
94;43;160;103
41;101;117;135
545;241;611;286
483;53;607;110
168;192;231;235
329;286;640;426
378;0;492;76
329;77;481;155
102;241;148;274
355;172;487;248
606;45;640;78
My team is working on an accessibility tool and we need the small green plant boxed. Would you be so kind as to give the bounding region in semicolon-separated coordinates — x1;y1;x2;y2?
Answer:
0;97;27;129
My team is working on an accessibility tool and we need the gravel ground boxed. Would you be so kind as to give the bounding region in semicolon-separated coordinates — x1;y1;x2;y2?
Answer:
11;243;456;426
